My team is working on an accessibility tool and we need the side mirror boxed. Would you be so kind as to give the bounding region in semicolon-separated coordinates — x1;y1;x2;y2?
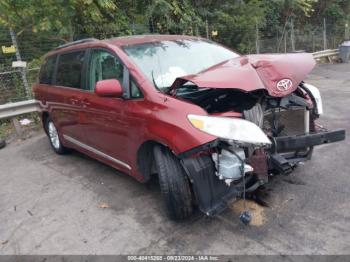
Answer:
95;79;123;97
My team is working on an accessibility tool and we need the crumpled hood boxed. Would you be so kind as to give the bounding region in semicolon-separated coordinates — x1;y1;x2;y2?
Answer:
170;53;316;97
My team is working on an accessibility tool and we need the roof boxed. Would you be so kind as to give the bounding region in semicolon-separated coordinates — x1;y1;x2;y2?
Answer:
46;34;203;57
54;38;97;50
104;34;203;47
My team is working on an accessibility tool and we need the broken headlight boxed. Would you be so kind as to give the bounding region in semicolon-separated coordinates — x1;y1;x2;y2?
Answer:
303;83;323;115
187;114;271;146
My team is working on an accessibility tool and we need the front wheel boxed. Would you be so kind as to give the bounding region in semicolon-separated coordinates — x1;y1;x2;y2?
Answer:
45;117;69;154
153;145;193;220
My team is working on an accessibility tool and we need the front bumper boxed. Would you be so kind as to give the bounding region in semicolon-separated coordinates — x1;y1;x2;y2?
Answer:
271;129;345;153
269;129;345;174
180;129;346;217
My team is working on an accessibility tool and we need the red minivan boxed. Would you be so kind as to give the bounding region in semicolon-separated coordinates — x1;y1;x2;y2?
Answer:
34;35;345;221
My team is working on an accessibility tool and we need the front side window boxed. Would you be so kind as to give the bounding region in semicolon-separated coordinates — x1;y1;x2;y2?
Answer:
88;49;124;91
39;55;56;85
123;39;239;92
56;51;85;88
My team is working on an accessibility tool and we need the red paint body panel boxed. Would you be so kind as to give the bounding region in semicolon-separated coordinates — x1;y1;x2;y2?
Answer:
210;112;242;118
33;35;315;183
170;53;316;97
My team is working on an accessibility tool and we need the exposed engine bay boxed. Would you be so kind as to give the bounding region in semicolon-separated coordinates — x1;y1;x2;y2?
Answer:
175;83;345;217
176;86;261;113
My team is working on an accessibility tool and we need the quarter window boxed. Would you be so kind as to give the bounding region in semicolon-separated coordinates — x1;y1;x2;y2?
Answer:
88;50;124;91
39;55;56;85
56;51;85;89
130;79;143;98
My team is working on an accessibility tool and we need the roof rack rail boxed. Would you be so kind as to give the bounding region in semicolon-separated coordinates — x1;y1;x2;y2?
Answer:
55;38;98;50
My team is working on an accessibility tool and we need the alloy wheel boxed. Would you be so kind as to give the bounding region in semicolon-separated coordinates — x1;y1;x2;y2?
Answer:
48;121;60;150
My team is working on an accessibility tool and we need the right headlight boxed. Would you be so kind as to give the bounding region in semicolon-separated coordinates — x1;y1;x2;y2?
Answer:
187;114;271;147
303;83;323;115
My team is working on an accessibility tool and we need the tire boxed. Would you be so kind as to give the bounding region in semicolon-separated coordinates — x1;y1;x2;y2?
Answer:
45;117;69;154
0;139;6;150
153;145;193;220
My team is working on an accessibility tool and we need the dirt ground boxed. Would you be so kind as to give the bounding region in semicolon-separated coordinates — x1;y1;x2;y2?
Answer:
0;63;349;255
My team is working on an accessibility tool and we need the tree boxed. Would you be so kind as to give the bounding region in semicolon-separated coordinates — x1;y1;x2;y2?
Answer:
0;0;349;56
203;0;266;53
145;0;202;35
0;0;131;41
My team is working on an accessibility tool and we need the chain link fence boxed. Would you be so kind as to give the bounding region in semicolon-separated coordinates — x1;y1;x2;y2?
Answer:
257;30;344;54
257;34;343;54
0;67;39;105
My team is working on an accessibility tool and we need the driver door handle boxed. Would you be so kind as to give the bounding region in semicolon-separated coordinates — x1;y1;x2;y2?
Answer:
70;98;80;105
81;99;91;108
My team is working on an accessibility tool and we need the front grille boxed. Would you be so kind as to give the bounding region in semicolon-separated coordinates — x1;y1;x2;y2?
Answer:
263;107;309;137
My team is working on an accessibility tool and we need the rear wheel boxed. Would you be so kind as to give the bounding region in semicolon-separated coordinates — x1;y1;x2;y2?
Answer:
45;117;69;154
153;145;193;220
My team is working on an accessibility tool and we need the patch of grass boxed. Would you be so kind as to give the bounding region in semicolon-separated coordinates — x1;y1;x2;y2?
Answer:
0;120;14;139
0;112;41;140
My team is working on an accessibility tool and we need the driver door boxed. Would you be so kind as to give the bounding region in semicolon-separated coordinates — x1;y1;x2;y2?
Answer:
79;49;131;171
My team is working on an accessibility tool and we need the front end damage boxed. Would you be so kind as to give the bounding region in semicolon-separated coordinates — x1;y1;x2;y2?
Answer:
179;125;344;217
172;54;345;217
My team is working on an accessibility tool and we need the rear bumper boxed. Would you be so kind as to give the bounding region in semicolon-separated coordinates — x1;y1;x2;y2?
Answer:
271;129;345;153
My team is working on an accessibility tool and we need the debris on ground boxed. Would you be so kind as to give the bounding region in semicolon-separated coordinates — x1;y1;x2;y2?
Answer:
230;199;267;226
1;240;9;245
19;118;32;126
99;202;110;209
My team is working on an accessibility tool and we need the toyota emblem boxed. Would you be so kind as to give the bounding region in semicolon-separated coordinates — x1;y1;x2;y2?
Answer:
276;79;293;91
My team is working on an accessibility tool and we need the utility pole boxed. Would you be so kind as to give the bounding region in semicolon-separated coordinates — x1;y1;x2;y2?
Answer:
255;18;260;54
9;28;30;98
290;18;295;52
276;29;279;52
323;18;327;50
284;31;287;53
205;17;209;39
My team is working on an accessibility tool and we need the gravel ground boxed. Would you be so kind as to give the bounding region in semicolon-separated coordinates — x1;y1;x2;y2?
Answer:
0;63;349;255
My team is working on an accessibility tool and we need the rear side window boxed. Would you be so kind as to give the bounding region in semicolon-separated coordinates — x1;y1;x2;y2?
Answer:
39;55;56;84
56;51;85;88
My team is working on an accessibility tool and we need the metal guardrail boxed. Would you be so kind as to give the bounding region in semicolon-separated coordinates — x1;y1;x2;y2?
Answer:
0;99;39;119
312;49;339;59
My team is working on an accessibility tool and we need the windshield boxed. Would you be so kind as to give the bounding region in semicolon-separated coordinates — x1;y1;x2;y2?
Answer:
123;39;239;91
